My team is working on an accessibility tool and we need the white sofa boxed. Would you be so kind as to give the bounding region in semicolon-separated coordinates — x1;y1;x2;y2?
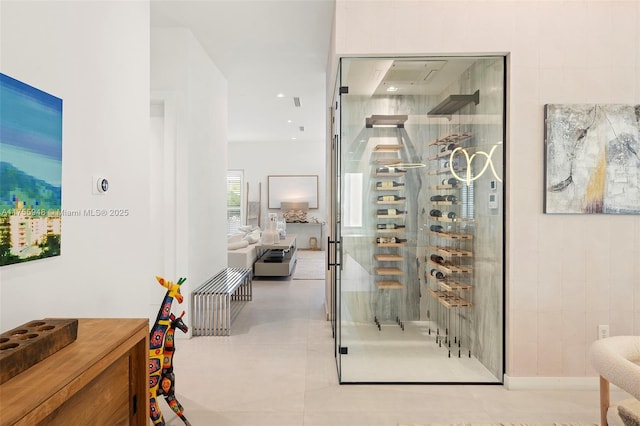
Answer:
227;227;261;270
589;336;640;426
227;244;257;269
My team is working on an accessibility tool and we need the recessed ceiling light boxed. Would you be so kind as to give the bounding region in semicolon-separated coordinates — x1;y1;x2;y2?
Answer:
276;93;285;98
291;137;297;140
287;119;292;123
386;86;399;92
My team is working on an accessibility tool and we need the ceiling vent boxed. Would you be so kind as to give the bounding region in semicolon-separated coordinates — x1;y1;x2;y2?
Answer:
293;97;301;107
299;126;305;132
384;60;446;83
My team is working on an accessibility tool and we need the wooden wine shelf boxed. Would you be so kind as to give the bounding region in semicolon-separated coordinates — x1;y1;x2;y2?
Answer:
374;267;404;276
376;228;404;234
429;184;458;190
428;133;473;146
374;254;404;262
429;245;473;258
377;200;405;205
438;280;473;291
375;187;404;191
377;214;405;219
428;216;458;223
428;260;473;274
427;275;473;291
429;230;473;240
376;280;404;289
429;289;472;308
428;150;458;161
376;242;404;247
375;172;405;177
374;144;402;152
428;168;466;176
430;216;474;223
430;201;457;206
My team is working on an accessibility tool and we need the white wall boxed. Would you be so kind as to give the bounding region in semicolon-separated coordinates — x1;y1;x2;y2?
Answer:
151;28;228;332
332;0;640;379
0;1;151;330
228;140;327;226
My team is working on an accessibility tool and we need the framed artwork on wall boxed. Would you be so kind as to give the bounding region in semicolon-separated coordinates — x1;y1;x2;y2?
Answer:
544;104;640;214
0;73;63;266
267;175;318;209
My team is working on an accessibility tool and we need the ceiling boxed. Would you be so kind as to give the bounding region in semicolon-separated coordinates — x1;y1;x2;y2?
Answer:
150;0;336;145
150;2;480;145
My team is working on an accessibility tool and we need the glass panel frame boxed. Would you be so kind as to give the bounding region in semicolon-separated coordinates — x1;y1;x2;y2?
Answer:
333;55;506;384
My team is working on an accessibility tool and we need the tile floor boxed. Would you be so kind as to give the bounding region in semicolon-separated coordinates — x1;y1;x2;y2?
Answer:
164;276;616;426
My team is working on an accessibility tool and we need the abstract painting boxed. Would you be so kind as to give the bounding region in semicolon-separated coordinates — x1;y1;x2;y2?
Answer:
0;73;63;265
544;104;640;214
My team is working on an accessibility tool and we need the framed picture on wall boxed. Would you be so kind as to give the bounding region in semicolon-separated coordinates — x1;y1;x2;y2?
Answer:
267;175;318;209
0;73;63;266
544;104;640;214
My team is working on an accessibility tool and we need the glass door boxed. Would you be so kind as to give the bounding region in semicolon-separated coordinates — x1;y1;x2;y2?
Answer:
333;56;506;383
329;65;344;380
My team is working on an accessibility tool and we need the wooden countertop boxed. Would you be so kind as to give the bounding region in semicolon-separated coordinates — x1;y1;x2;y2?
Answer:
0;318;148;425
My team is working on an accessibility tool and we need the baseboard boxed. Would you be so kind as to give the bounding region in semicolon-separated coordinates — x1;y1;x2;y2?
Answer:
504;374;600;390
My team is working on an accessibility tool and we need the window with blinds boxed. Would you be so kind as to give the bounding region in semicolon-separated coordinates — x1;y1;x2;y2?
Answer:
227;170;243;234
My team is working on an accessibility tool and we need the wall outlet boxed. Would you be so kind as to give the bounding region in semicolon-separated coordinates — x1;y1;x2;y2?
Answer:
598;324;610;340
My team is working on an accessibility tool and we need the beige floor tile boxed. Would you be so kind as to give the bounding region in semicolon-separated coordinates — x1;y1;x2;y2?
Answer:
162;277;604;426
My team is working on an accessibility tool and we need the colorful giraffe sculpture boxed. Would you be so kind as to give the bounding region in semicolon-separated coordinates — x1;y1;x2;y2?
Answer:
158;311;191;426
149;276;186;426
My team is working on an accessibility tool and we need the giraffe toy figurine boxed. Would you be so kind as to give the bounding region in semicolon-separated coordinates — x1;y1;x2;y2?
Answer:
149;276;186;426
159;311;191;425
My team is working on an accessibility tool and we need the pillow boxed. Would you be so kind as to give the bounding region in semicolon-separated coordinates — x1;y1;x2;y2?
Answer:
619;399;640;426
227;234;244;243
238;225;258;234
243;229;261;244
228;240;249;250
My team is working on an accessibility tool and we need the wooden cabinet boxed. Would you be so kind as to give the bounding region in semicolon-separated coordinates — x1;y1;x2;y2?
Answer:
0;318;149;426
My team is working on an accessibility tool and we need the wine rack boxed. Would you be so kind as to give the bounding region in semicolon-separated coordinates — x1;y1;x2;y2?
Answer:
372;141;406;306
426;133;475;358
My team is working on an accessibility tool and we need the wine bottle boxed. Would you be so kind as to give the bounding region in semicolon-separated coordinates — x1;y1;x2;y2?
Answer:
377;195;406;202
376;237;407;244
376;181;405;188
445;195;457;202
377;223;405;230
430;254;445;264
430;269;445;280
376;166;407;174
440;143;458;153
377;208;406;216
447;211;457;219
441;177;458;187
430;195;445;202
429;209;442;217
430;225;444;233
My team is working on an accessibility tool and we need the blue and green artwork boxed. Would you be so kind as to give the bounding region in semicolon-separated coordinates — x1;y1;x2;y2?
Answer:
0;73;63;266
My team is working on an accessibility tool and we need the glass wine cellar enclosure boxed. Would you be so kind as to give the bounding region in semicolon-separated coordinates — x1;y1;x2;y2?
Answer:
329;56;506;383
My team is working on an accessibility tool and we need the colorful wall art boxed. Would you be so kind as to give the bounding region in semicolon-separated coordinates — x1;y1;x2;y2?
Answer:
0;73;63;265
544;104;640;214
